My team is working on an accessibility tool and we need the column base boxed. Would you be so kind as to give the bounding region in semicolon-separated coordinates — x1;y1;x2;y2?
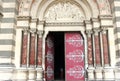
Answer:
103;67;114;80
14;68;28;80
95;68;103;80
87;68;95;80
28;68;36;80
115;68;120;80
36;68;44;81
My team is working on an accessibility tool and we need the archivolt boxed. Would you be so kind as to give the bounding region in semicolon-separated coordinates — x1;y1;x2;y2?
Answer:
19;0;111;20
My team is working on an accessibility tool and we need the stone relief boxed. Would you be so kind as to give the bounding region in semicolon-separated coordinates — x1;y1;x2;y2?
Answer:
44;2;85;21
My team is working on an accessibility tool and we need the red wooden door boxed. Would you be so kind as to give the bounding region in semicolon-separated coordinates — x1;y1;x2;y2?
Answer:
45;34;54;81
65;32;85;81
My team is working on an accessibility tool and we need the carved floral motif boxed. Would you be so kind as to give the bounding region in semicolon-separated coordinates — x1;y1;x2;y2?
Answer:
66;50;84;63
47;66;54;78
66;34;83;47
67;66;84;79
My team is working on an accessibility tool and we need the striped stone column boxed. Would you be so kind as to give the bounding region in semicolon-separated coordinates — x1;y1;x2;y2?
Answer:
113;0;120;66
0;0;18;66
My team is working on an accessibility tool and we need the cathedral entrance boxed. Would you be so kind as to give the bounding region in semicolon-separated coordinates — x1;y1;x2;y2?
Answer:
45;32;85;81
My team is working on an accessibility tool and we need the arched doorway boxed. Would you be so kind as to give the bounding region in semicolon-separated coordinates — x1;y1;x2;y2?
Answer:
45;32;85;81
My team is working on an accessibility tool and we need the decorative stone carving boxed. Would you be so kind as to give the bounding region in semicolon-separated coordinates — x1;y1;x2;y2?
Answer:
44;2;85;21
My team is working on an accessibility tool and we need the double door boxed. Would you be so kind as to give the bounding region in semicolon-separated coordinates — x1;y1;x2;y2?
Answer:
45;32;85;81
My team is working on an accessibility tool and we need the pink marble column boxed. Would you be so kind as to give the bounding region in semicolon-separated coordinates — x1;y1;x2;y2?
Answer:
21;31;28;66
29;33;36;66
37;36;42;66
86;30;93;66
102;30;109;66
94;29;101;66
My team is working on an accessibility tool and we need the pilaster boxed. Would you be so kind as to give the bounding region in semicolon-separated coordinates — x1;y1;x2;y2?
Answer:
15;16;31;68
99;15;115;80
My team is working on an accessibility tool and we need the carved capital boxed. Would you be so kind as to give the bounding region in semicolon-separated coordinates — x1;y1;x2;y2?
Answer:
86;30;93;34
29;28;37;35
93;28;101;33
37;31;43;38
23;27;29;33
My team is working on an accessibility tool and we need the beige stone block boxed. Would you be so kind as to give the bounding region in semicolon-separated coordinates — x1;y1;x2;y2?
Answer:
28;70;36;80
103;69;114;80
36;69;44;80
115;69;120;79
95;69;103;79
87;69;95;80
0;70;13;80
16;69;28;80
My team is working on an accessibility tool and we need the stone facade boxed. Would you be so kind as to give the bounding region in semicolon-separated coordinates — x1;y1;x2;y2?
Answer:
0;0;120;81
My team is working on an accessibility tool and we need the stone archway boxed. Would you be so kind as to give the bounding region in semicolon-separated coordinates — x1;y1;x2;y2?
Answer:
16;0;116;81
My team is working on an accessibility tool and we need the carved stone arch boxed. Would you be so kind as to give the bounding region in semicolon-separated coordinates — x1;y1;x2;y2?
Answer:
19;0;111;17
30;0;95;20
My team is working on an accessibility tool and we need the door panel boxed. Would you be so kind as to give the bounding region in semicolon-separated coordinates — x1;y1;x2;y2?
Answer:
65;32;85;81
45;34;54;81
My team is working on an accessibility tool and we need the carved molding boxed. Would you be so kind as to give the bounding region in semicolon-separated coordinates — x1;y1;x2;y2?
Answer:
17;16;31;21
85;30;93;35
98;15;112;20
45;22;84;26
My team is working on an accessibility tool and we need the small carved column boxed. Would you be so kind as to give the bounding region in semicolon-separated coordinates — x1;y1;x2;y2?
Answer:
36;21;44;81
93;28;101;66
37;31;43;66
101;28;109;66
86;30;93;67
21;29;28;66
29;30;36;67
